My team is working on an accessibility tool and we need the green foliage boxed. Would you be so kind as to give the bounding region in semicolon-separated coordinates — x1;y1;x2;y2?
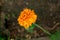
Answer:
26;24;36;33
0;35;5;40
50;30;60;40
4;14;8;19
0;34;10;40
0;37;5;40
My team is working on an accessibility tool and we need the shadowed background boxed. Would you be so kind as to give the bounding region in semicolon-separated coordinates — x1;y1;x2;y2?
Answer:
0;0;60;40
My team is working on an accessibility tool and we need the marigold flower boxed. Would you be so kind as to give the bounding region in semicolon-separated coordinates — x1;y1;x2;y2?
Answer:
17;8;37;29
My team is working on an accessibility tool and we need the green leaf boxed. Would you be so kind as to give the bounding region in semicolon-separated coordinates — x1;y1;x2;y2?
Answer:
29;23;36;29
50;30;60;40
0;34;10;40
0;37;5;40
26;24;36;33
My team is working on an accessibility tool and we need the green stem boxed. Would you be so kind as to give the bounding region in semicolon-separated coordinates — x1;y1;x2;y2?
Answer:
34;23;52;36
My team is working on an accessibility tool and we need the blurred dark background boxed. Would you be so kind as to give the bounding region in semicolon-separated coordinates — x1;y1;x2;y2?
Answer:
0;0;60;40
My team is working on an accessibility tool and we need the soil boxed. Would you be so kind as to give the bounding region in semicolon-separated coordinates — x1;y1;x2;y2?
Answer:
0;0;60;40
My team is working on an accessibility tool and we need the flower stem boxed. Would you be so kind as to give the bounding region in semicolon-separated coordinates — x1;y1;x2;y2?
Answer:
34;23;52;36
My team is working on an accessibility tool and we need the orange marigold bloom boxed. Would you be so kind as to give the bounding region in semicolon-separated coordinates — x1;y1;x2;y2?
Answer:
17;8;37;29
